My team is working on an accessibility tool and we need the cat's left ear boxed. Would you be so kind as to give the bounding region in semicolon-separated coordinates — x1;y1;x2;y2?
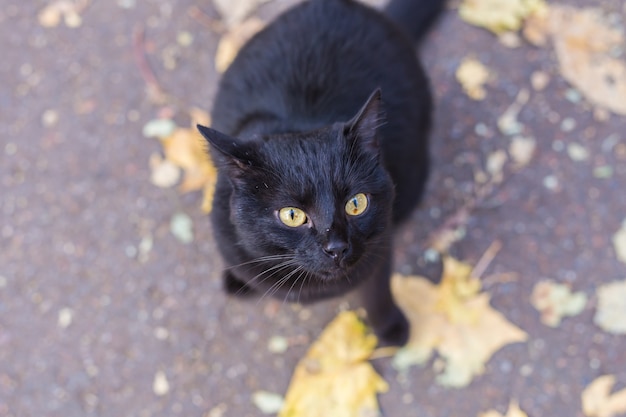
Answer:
196;124;257;171
345;88;384;152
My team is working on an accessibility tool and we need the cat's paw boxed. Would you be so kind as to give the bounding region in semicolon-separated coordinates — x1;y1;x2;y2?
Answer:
373;308;410;347
223;272;256;297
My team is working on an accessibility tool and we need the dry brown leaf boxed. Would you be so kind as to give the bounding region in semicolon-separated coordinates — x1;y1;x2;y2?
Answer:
594;280;626;335
480;400;528;417
215;17;266;73
456;58;491;100
530;280;587;327
392;256;527;387
459;0;548;35
582;375;626;417
279;311;388;417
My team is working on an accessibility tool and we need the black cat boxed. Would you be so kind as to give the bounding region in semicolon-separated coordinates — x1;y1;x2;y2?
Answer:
198;0;444;345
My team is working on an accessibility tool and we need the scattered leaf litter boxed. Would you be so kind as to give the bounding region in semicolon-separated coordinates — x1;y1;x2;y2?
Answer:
582;375;626;417
456;57;491;100
391;256;528;387
279;311;387;417
530;280;587;327
480;400;529;417
38;0;90;28
594;280;626;335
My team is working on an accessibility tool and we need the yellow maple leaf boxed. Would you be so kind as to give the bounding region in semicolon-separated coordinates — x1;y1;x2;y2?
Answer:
582;375;626;417
279;311;388;417
459;0;548;35
480;400;528;417
456;57;491;101
391;256;527;387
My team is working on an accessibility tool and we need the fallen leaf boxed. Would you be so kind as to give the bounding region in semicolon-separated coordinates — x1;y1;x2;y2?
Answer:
594;280;626;335
38;0;88;28
480;400;528;417
252;391;284;415
509;136;536;168
149;153;181;188
582;375;626;417
456;58;491;100
142;118;177;139
279;311;388;417
170;212;194;244
392;256;527;387
459;0;548;35
530;280;587;327
539;6;626;115
148;109;217;212
613;220;626;265
486;150;507;183
215;17;266;73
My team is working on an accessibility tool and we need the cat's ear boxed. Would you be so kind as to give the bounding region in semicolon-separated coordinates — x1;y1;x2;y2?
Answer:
345;88;385;152
197;124;257;172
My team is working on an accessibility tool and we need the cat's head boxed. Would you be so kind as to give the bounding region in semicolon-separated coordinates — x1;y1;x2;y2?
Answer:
198;90;394;281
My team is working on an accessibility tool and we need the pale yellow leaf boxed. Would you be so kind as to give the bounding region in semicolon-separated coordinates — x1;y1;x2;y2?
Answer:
594;280;626;335
530;280;587;327
392;256;527;387
456;58;491;100
212;0;266;28
509;136;536;168
480;400;528;417
582;375;626;417
215;18;266;73
279;311;388;417
149;153;181;188
546;6;626;115
613;220;626;265
459;0;548;35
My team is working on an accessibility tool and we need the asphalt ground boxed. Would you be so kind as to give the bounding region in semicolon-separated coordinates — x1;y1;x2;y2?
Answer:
1;1;625;416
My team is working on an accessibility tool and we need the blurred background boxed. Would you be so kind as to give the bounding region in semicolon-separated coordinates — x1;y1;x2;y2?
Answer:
1;0;625;416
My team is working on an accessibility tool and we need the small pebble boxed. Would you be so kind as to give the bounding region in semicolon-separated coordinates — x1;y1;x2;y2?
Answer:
268;336;289;353
564;89;582;103
543;175;559;191
560;117;576;132
58;307;74;328
42;109;59;127
566;143;589;161
531;71;550;91
153;371;170;396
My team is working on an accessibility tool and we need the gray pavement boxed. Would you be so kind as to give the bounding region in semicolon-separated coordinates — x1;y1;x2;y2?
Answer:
1;0;625;416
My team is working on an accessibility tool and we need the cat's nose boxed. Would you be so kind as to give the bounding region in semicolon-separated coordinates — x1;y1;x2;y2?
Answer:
323;239;348;261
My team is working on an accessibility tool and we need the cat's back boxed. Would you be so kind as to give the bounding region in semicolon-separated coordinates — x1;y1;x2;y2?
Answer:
212;0;428;136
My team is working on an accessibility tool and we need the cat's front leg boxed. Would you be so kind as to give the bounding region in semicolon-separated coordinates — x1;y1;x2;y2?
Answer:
358;253;409;346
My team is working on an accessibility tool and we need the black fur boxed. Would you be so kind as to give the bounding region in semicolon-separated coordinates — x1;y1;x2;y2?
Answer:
199;0;444;345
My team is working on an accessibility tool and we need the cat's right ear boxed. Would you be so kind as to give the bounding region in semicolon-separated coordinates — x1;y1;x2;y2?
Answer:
197;124;257;172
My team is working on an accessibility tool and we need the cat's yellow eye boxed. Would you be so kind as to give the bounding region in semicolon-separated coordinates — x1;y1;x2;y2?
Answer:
345;193;368;216
279;207;307;227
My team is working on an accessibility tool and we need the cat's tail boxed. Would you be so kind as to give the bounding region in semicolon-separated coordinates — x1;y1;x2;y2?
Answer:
384;0;446;42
